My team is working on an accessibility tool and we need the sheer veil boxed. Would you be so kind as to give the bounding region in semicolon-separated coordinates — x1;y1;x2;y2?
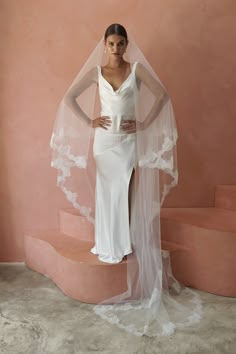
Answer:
50;32;203;336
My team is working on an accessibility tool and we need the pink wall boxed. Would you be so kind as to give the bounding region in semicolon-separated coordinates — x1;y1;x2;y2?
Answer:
1;0;236;261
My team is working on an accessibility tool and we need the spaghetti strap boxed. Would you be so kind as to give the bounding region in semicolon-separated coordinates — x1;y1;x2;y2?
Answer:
97;65;101;76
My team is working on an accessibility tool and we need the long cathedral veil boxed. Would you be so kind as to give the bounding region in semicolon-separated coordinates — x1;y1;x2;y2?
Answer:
50;32;203;336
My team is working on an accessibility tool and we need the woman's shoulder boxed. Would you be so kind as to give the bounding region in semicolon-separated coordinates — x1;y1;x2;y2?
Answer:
85;66;100;82
135;62;145;71
135;62;150;79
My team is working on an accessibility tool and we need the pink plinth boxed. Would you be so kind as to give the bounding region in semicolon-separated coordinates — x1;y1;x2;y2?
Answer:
24;230;127;303
24;185;236;301
59;208;94;241
215;185;236;211
161;207;236;297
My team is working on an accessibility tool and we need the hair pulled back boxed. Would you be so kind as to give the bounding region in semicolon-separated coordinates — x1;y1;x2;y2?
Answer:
104;23;128;42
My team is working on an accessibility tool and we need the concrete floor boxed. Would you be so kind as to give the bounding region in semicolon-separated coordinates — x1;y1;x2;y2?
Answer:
0;264;235;354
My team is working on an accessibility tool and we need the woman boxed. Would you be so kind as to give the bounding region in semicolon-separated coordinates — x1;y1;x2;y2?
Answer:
63;24;168;264
50;24;202;336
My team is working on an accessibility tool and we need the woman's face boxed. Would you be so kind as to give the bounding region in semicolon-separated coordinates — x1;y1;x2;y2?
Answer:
104;34;128;58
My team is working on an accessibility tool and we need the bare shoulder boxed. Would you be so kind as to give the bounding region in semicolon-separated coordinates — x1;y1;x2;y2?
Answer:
135;62;150;79
85;66;99;82
75;66;99;86
65;66;98;99
135;62;167;97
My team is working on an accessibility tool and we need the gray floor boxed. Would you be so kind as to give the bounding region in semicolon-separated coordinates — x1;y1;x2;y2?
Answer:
0;264;235;354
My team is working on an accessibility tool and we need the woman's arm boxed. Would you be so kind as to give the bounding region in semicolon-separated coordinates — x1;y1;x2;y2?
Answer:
135;63;169;129
64;67;98;126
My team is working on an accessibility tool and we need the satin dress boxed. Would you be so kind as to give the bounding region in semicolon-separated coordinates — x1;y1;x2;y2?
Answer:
91;62;138;264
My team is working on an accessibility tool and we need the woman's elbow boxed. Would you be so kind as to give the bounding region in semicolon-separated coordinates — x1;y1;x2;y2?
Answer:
162;90;168;102
156;90;168;104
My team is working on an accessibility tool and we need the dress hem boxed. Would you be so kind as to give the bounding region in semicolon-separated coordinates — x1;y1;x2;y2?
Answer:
90;246;132;264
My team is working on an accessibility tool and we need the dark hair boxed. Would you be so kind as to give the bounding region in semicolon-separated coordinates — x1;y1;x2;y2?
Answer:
104;23;128;42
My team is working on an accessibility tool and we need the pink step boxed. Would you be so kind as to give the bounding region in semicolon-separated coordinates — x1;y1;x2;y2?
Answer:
25;189;236;303
59;208;94;241
60;208;184;251
24;209;182;304
215;184;236;210
160;207;236;297
24;230;127;303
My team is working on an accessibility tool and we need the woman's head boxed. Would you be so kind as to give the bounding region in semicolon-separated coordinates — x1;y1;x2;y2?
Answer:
104;24;128;58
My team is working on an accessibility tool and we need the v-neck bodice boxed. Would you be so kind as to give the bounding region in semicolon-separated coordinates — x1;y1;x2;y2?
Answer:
99;62;137;93
96;62;138;133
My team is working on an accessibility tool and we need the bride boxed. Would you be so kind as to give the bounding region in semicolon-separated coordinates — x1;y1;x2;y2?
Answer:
64;24;168;264
50;23;202;336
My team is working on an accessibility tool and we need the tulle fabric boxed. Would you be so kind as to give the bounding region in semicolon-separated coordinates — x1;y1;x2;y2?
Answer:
50;34;203;336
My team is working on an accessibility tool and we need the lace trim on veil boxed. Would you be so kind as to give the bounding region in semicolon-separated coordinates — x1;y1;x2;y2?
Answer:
50;131;94;222
94;283;203;337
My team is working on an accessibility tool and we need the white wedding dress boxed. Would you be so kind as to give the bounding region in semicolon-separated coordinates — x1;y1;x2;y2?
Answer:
91;62;138;263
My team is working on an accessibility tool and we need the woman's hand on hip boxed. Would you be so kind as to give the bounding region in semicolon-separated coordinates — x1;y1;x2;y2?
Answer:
92;116;111;130
120;120;138;134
